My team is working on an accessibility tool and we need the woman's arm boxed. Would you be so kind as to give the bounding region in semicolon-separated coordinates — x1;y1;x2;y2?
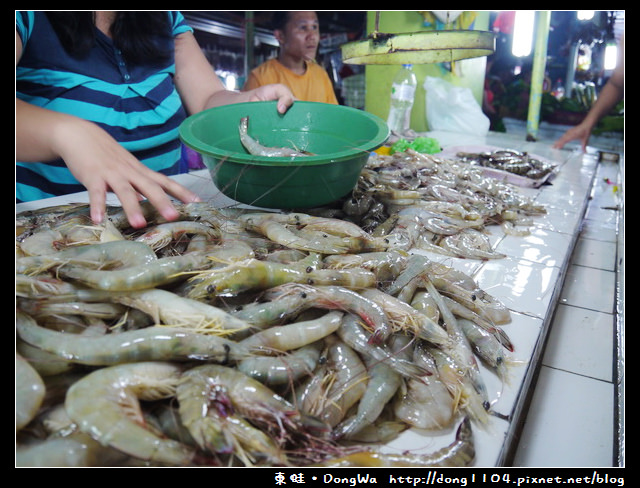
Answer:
16;31;200;228
173;31;295;115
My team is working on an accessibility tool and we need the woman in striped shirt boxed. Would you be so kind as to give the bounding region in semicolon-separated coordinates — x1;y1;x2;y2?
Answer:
16;11;294;228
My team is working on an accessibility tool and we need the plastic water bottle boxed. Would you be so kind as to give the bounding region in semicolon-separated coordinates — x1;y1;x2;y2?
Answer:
387;64;417;133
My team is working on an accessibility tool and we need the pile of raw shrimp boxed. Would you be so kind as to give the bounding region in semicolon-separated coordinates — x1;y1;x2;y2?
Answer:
16;151;544;467
319;149;547;259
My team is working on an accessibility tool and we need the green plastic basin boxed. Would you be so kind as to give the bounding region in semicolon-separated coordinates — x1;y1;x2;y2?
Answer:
179;101;389;208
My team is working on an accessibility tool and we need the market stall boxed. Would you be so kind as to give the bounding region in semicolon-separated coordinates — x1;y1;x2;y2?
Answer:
16;127;602;467
16;9;623;468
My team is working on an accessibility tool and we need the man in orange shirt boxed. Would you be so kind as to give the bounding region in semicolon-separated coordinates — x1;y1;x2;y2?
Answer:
243;11;338;104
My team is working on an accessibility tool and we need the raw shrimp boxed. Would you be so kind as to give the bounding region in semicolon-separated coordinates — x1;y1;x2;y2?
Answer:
383;207;424;251
264;284;392;345
237;342;323;386
427;345;490;426
332;356;402;440
176;364;286;465
299;216;389;252
134;221;220;251
16;240;157;275
16;354;46;431
295;336;368;428
443;296;514;352
64;361;195;465
240;213;352;254
409;290;440;323
336;314;428;379
16;273;80;300
229;294;312;329
16;431;134;467
458;318;513;382
239;212;386;255
239;116;312;157
17;337;77;377
178;364;328;462
393;341;455;430
359;288;450;346
16;311;251;366
316;417;474;467
59;251;212;291
186;257;376;298
424;264;512;326
65;287;251;335
323;250;408;285
239;311;343;353
17;228;64;256
18;297;127;322
423;279;491;416
383;253;432;297
16;202;91;236
438;228;506;260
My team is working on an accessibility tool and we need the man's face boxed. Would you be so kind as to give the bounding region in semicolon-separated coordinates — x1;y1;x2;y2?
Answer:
276;11;320;61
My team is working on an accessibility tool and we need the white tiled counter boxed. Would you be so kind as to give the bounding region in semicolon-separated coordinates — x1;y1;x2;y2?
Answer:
16;131;612;467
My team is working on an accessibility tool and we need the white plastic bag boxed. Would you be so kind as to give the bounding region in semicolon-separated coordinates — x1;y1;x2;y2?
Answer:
424;76;490;135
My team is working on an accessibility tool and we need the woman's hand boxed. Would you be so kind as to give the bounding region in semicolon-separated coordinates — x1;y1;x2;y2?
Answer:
53;117;201;228
245;83;296;114
16;99;200;229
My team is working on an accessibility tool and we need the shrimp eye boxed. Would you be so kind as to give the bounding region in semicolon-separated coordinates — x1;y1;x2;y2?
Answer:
206;284;217;294
471;294;477;301
301;292;307;299
306;266;313;273
307;279;315;285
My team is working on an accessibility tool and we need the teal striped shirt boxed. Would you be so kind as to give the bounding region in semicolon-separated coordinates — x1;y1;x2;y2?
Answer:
16;11;193;202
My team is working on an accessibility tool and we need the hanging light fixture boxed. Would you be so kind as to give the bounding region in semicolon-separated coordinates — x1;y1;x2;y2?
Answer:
604;42;618;71
577;11;595;21
511;10;535;57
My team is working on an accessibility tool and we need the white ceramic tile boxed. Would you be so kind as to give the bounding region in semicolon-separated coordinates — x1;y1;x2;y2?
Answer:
559;265;616;314
512;366;615;467
530;204;583;235
535;180;591;210
580;217;618;243
584;205;620;227
475;259;560;320
542;304;614;382
496;228;574;268
590;179;622;207
571;237;618;271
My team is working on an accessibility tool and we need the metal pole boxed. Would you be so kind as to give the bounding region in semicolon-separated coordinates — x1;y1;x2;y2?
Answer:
526;11;550;141
244;11;255;78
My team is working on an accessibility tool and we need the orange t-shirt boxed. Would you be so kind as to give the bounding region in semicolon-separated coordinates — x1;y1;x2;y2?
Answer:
243;58;338;104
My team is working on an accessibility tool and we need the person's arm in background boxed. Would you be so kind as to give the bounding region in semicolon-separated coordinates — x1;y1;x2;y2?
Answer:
553;35;624;151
